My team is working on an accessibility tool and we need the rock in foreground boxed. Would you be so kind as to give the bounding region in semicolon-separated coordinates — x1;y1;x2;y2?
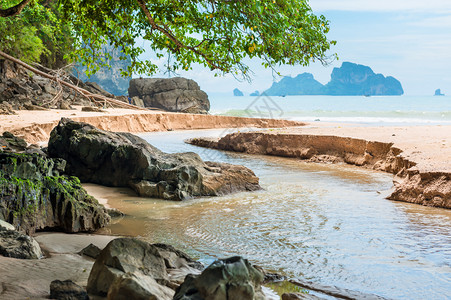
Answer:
87;238;202;298
174;256;266;300
0;227;42;259
48;118;260;200
128;77;210;114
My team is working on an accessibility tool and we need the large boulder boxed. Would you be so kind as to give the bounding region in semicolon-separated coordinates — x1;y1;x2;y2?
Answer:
47;118;260;200
0;143;110;234
87;238;201;298
0;227;42;259
174;256;266;300
128;77;210;114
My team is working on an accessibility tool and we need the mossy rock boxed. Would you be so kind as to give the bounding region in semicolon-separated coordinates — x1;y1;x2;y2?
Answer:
0;152;109;234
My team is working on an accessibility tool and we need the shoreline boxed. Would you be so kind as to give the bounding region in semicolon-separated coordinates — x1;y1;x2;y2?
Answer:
187;125;451;209
0;106;304;144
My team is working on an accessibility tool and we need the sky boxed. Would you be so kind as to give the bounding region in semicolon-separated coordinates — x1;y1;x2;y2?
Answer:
138;0;451;96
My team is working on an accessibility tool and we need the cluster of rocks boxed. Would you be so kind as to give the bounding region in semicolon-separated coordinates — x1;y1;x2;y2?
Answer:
0;59;126;115
50;237;268;300
128;77;210;114
0;131;110;234
48;118;260;200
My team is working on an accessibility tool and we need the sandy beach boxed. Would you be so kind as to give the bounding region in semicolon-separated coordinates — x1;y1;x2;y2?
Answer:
0;106;304;144
1;108;450;299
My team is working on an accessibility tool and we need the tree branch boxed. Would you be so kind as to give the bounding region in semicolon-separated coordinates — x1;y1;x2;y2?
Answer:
0;0;32;17
136;0;222;70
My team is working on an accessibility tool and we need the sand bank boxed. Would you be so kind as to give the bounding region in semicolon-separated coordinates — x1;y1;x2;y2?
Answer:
0;107;304;144
188;124;451;209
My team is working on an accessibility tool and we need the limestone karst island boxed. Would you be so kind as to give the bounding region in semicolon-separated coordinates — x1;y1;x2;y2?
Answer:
1;1;450;300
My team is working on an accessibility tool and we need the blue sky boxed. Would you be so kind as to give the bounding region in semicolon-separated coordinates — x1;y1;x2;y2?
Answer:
139;0;451;96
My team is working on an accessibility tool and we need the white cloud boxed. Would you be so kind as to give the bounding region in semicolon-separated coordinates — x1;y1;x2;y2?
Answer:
310;0;451;13
409;14;451;28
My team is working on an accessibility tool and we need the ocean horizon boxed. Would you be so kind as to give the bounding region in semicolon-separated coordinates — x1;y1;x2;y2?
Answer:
209;95;451;126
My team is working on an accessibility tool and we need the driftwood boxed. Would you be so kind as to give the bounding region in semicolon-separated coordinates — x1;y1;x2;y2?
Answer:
0;50;149;111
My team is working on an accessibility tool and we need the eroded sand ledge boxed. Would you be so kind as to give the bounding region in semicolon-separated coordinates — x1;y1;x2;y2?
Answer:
188;127;451;209
0;107;304;144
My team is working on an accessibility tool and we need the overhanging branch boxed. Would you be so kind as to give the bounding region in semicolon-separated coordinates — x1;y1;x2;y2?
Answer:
0;0;32;17
136;0;222;70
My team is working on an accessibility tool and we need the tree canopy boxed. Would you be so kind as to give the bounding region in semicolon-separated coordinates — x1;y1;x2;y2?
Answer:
0;0;336;79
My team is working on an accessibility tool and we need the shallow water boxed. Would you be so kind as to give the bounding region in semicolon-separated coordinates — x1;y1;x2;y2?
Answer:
97;130;451;300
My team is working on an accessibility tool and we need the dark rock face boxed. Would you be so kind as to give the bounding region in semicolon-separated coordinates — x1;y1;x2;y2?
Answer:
50;280;89;300
87;238;201;299
265;73;324;96
47;118;260;200
0;227;42;259
264;62;403;96
78;243;102;259
0;135;110;234
174;256;266;300
128;77;210;114
234;88;244;96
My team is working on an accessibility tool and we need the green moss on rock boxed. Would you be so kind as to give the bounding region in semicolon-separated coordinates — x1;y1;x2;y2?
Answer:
0;152;109;234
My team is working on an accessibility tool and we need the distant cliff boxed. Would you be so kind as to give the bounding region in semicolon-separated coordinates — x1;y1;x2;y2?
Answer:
74;43;131;96
265;73;324;96
264;62;404;96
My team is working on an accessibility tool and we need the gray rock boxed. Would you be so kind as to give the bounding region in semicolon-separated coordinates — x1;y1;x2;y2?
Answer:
0;229;42;259
174;256;266;300
78;243;102;259
107;272;174;300
128;77;210;114
0;219;14;231
131;96;145;107
84;81;114;98
87;238;169;296
0;101;15;115
50;279;89;300
87;238;202;298
0;131;27;152
48;118;260;201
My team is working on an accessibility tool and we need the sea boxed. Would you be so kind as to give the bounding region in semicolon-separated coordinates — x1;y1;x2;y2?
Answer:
94;94;451;300
209;95;451;126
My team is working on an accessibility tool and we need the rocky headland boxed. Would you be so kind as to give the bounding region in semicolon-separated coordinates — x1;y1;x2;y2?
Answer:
264;62;404;96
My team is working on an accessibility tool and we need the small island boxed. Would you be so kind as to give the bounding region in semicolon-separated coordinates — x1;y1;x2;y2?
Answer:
233;88;244;96
434;89;445;96
264;62;404;96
